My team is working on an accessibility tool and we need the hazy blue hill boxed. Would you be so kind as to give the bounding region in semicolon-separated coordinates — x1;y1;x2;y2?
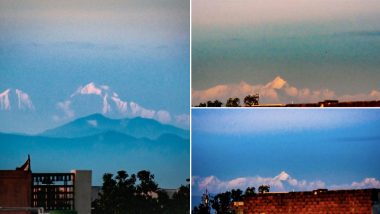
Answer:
120;117;189;140
40;113;189;140
0;132;69;144
0;130;189;187
40;113;121;138
0;131;189;152
155;133;189;150
77;130;139;144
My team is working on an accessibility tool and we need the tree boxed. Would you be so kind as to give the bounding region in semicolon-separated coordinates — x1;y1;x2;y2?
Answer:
244;94;259;106
226;98;240;107
211;191;233;214
192;185;270;214
92;173;117;214
136;170;158;196
196;100;223;107
258;185;270;194
192;204;210;214
92;170;189;214
231;189;243;201
244;187;256;197
114;170;136;212
207;100;223;107
166;180;190;214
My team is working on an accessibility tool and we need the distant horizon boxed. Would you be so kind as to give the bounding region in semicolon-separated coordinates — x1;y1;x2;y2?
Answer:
192;75;380;105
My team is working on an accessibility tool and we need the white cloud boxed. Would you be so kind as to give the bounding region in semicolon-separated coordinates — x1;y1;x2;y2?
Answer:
194;172;380;194
100;85;110;90
56;100;74;119
15;89;34;110
141;108;156;119
156;110;171;123
339;90;380;102
329;177;380;190
192;76;300;104
72;82;103;97
52;115;61;122
175;114;190;124
56;82;178;126
351;178;380;189
0;89;11;110
87;120;98;127
192;76;380;105
194;171;325;194
129;101;156;119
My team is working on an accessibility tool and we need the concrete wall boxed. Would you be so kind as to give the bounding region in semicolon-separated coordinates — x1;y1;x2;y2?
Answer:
0;170;32;214
71;170;91;214
234;189;380;214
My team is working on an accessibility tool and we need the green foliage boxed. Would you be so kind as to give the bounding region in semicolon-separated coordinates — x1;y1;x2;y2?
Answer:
92;170;189;214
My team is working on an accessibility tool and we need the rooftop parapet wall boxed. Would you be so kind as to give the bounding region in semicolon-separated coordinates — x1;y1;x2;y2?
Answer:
0;170;32;214
285;100;380;107
234;189;380;214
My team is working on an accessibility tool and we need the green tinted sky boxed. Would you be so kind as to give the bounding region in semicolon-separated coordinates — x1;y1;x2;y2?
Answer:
192;0;380;104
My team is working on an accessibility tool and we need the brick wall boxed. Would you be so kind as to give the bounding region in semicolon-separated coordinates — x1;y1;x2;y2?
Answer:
0;170;32;214
234;189;380;214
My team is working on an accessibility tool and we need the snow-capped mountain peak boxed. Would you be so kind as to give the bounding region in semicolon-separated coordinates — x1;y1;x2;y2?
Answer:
0;89;11;110
55;82;175;126
0;88;34;111
69;82;128;114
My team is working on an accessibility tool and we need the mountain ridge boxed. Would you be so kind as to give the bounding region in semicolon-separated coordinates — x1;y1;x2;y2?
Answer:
40;113;189;140
0;128;189;188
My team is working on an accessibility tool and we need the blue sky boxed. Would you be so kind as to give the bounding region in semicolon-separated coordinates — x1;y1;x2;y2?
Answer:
192;109;380;195
0;0;189;134
192;0;380;104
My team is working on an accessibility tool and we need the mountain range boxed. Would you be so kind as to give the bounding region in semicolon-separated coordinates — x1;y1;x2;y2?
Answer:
41;113;189;140
0;114;189;188
0;88;34;111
